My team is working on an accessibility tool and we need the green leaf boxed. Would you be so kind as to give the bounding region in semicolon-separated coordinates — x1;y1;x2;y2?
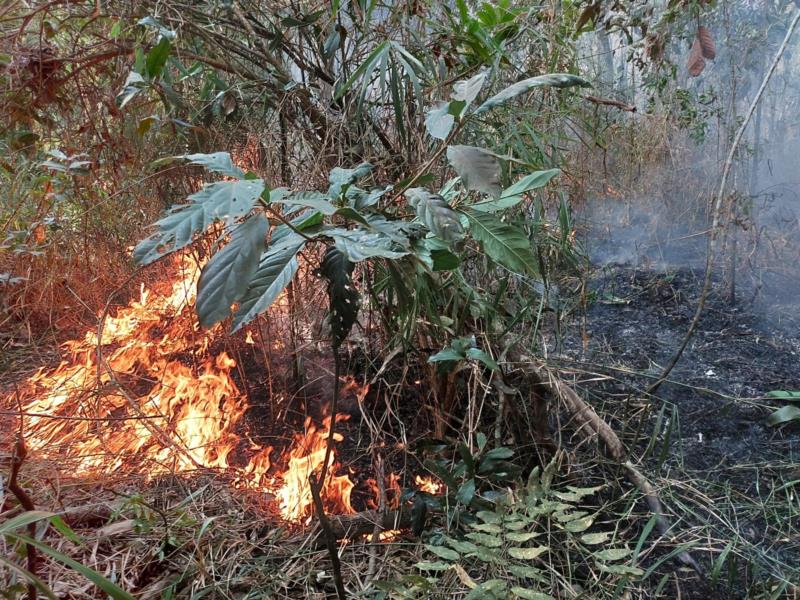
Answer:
276;192;338;215
326;228;409;262
335;42;390;101
507;546;548;560
430;248;461;271
0;511;58;535
429;348;465;362
117;71;146;109
767;405;800;426
465;211;538;276
595;563;644;576
406;188;465;243
563;515;594;533
319;246;359;348
465;532;503;548
0;555;58;600
145;37;171;79
446;146;501;197
472;169;561;212
134;179;265;265
474;73;591;115
506;532;540;543
425;544;460;561
465;580;507;600
456;479;477;505
507;564;545;580
328;163;373;197
466;348;498;370
580;531;611;545
180;152;245;178
196;214;268;328
415;561;451;571
593;547;632;562
452;70;488;111
10;534;136;600
511;587;556;600
482;447;514;460
766;390;800;401
425;102;455;140
231;235;305;332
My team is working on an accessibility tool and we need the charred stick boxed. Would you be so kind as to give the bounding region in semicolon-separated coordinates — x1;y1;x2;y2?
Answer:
9;433;37;600
310;476;347;600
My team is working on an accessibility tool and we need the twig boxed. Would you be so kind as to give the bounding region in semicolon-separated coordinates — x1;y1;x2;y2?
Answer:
8;398;37;600
584;95;637;112
646;9;800;395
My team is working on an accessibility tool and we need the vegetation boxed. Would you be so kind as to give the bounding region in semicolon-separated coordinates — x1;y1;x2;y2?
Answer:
2;1;800;598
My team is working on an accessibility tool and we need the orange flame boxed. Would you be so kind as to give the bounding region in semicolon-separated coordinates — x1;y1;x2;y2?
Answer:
2;256;354;522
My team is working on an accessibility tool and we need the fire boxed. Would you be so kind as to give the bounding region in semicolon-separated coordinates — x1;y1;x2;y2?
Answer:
1;255;354;522
415;475;443;495
277;415;354;522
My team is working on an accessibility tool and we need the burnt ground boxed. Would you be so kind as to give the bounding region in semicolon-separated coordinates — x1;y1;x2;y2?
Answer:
548;262;800;597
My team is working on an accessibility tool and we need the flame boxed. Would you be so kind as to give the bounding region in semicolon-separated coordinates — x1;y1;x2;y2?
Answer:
415;475;443;495
277;415;354;522
2;255;354;522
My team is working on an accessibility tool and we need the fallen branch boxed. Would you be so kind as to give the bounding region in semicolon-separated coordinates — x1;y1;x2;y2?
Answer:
9;433;37;600
314;507;412;542
523;361;701;573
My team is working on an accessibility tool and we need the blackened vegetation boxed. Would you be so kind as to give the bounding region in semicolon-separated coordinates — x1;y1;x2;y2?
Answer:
552;264;800;595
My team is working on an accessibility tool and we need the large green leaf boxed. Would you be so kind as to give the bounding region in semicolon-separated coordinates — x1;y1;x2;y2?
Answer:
329;163;373;197
319;246;359;348
134;179;265;265
474;73;590;115
446;146;501;197
334;41;390;101
180;152;245;178
452;69;488;111
471;169;560;212
274;191;338;215
326;227;409;261
406;188;465;243
465;211;538;276
196;214;268;328
145;37;171;79
425;102;455;140
231;235;305;332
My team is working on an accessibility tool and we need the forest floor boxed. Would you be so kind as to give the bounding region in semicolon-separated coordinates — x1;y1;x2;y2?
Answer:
544;258;800;598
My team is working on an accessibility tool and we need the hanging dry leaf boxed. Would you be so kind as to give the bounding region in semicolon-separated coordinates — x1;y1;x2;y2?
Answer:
575;3;600;32
697;26;716;60
687;37;705;77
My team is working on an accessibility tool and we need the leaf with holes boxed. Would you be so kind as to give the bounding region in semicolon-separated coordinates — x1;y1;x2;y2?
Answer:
593;548;632;562
465;211;538;276
274;191;338;215
134;179;265;264
319;247;359;348
231;235;305;332
446;145;501;197
474;73;590;115
326;227;409;261
196;214;268;328
406;188;465;243
507;546;548;560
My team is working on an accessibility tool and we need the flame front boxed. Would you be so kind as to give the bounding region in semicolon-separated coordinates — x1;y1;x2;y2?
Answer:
2;256;354;522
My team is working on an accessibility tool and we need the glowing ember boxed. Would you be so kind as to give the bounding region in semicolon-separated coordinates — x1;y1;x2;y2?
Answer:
1;255;354;522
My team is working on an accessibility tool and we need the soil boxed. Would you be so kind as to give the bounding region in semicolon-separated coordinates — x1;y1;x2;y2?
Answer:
549;261;800;597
